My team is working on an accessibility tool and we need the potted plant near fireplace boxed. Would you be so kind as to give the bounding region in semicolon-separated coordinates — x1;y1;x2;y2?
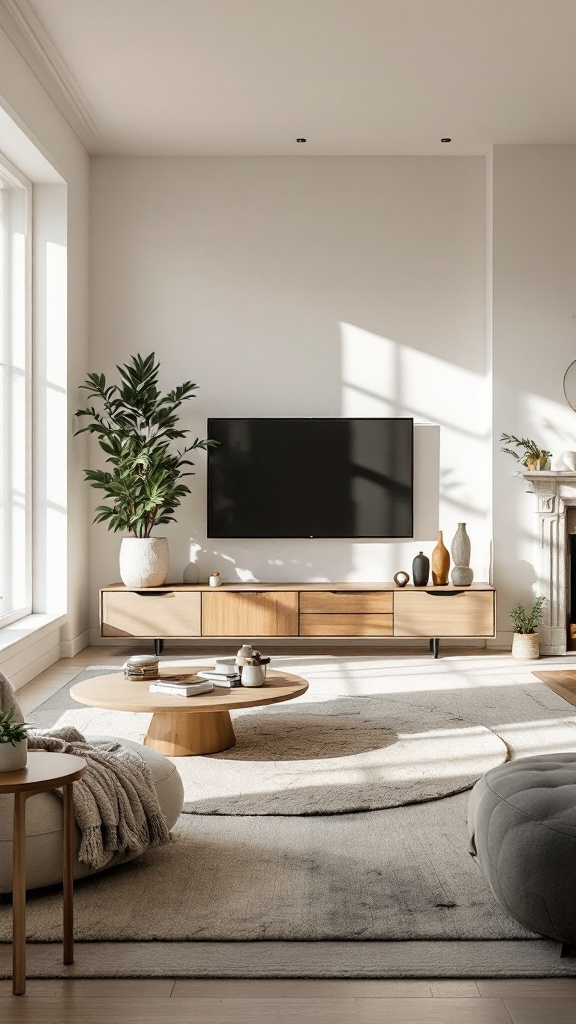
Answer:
75;352;218;588
509;596;546;660
500;434;552;471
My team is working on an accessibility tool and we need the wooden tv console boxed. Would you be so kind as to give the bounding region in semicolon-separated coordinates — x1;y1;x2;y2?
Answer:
100;581;496;659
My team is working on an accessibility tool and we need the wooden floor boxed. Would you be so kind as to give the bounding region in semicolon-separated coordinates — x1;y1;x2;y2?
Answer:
2;646;576;1020
533;669;576;707
1;977;576;1022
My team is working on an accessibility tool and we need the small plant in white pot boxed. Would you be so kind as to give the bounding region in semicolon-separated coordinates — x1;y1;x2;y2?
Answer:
0;706;28;772
75;353;218;587
510;596;546;660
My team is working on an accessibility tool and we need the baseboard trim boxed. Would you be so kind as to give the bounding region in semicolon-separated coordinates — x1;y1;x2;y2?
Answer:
60;630;90;658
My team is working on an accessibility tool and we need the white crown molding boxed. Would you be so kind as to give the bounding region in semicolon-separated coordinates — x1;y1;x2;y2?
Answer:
0;0;101;151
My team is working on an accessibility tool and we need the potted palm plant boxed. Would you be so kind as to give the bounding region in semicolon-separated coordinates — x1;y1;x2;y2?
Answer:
500;434;552;471
0;706;28;772
75;353;218;587
509;596;546;660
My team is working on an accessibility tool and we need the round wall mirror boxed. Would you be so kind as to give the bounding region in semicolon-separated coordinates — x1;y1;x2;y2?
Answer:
564;360;576;412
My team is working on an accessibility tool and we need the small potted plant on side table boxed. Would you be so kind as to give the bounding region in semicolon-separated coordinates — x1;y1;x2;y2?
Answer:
0;706;28;772
510;596;546;660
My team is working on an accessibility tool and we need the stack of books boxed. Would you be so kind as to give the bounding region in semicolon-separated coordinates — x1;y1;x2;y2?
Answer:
197;660;242;688
149;674;214;697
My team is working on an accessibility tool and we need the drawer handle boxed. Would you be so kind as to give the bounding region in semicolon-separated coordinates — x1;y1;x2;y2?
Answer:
134;591;172;597
425;591;464;597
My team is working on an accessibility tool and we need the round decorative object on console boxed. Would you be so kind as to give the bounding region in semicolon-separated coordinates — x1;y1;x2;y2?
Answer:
412;551;430;587
451;565;474;587
208;571;222;587
431;531;450;585
393;571;409;587
119;537;169;588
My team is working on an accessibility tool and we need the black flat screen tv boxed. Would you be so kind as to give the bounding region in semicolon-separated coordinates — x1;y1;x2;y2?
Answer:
206;417;413;539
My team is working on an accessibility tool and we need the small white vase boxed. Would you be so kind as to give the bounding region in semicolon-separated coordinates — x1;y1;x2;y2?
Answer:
511;632;540;660
241;665;265;687
0;738;27;773
119;537;170;588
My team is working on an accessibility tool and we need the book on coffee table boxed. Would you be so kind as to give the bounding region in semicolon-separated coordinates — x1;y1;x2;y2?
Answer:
149;679;214;697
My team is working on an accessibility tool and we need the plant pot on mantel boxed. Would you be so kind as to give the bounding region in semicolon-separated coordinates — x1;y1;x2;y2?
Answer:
511;632;540;660
119;537;170;588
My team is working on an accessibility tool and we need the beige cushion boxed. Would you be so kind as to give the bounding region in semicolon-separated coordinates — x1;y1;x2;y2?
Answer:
0;737;184;893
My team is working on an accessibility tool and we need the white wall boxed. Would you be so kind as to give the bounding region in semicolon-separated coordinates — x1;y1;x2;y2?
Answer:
492;145;576;639
89;156;488;631
0;24;90;666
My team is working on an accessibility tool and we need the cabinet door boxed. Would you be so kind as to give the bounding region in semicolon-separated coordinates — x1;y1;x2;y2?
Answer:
101;590;201;637
393;590;495;637
202;591;298;636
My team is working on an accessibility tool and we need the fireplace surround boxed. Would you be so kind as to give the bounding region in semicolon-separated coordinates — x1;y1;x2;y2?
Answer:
521;471;576;655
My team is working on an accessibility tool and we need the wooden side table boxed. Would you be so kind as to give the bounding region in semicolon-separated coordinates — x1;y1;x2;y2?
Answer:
0;751;86;995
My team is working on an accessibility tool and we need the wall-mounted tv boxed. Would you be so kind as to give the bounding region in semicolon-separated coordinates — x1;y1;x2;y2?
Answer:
207;417;413;539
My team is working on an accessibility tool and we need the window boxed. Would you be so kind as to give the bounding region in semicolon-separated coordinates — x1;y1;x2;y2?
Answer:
0;158;31;626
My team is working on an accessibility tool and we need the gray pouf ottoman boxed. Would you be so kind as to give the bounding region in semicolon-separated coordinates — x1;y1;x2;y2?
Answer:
0;737;184;893
468;752;576;945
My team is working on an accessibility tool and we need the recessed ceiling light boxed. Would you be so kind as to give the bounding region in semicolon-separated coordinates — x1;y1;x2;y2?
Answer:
296;138;307;143
441;138;452;143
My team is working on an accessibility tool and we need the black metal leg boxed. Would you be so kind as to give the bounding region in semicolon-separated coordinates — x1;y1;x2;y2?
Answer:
560;942;574;958
431;638;439;659
154;639;164;656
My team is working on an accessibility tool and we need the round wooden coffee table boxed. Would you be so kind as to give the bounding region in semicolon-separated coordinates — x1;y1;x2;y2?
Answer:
70;667;308;756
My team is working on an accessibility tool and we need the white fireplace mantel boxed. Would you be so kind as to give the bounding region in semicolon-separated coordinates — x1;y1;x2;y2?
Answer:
519;471;576;654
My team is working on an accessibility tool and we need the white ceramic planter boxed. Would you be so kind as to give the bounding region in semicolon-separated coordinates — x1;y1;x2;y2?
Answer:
119;537;170;588
0;738;27;773
512;632;540;660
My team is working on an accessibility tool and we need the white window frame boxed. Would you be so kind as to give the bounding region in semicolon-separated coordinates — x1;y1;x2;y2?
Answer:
0;152;32;628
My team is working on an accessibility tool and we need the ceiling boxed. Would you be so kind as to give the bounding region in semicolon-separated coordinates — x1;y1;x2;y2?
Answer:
3;0;576;156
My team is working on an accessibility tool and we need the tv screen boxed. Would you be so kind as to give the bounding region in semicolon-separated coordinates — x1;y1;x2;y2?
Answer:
207;418;413;539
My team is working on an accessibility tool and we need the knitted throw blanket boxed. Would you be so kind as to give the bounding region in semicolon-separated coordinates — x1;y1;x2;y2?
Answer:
1;671;170;869
27;728;170;869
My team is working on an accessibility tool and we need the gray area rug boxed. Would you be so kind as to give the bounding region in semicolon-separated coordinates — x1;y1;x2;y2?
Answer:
29;667;511;814
3;940;576;979
2;657;576;954
28;659;576;817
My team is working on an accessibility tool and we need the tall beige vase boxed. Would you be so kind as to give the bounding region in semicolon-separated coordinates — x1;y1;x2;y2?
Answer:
431;531;450;585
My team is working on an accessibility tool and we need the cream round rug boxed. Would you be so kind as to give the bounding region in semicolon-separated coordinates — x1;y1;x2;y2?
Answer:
42;686;508;815
180;695;507;814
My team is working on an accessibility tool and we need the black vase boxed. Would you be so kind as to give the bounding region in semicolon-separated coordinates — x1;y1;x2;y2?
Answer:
412;551;430;587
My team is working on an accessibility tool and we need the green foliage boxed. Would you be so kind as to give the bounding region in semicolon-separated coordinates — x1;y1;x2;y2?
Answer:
499;433;552;468
509;595;546;634
75;352;219;537
0;706;27;746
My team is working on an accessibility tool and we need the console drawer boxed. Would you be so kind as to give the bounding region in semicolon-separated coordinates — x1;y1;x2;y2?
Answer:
101;590;201;637
300;613;393;637
393;590;495;637
300;591;393;614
